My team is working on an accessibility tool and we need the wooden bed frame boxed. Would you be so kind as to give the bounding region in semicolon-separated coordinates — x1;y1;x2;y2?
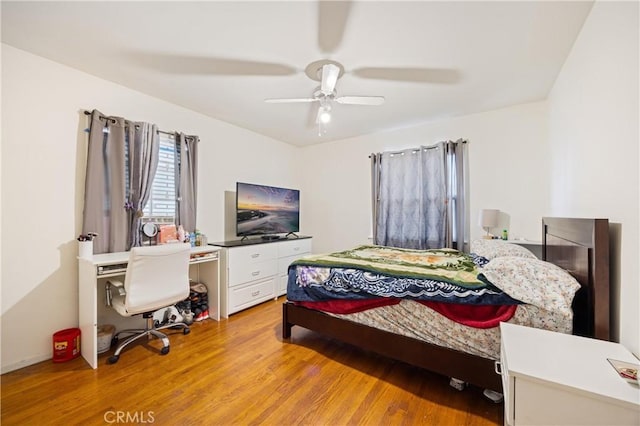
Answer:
282;217;610;392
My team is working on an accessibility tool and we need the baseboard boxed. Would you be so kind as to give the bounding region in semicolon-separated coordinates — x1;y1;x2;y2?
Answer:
1;354;50;374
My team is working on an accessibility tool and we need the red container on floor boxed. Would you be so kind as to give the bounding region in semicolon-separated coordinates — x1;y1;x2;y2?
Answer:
52;328;81;363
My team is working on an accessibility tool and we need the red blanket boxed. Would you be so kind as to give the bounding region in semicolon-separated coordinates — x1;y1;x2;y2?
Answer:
418;301;517;329
295;299;517;328
296;298;399;314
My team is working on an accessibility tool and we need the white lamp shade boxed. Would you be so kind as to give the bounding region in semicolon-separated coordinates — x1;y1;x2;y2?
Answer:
479;209;499;228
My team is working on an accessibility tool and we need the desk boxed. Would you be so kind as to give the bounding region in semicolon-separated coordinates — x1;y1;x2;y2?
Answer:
78;245;220;369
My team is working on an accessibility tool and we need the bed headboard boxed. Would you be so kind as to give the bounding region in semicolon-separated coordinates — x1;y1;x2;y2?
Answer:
542;217;610;341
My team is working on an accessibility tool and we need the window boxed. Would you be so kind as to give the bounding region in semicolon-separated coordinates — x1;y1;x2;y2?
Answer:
142;133;176;223
372;140;467;250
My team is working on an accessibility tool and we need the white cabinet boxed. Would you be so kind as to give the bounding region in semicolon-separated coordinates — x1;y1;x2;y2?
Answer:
499;322;639;426
216;237;312;317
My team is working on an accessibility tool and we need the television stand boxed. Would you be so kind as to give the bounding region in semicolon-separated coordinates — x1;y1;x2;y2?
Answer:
209;236;313;317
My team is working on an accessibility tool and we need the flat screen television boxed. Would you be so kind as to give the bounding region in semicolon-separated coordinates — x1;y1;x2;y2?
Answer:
236;182;300;239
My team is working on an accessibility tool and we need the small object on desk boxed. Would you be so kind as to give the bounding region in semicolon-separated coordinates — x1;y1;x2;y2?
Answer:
77;232;98;242
177;225;186;243
158;224;177;244
142;222;158;245
608;358;639;383
78;240;93;259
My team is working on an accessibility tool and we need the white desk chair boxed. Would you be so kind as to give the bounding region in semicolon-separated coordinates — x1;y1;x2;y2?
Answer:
106;243;191;364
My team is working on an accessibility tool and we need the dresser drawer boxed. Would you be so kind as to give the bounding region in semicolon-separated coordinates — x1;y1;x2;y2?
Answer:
228;260;277;287
278;239;312;258
228;278;275;313
228;244;278;270
278;274;288;296
278;253;307;276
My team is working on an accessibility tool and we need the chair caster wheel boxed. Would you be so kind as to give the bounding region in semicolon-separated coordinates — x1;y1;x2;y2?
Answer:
183;327;190;335
108;355;119;364
160;346;170;355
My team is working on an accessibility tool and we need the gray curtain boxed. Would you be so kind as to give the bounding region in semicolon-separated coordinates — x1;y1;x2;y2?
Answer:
82;110;128;254
175;132;199;233
370;152;382;242
444;139;468;250
127;122;159;248
371;140;468;250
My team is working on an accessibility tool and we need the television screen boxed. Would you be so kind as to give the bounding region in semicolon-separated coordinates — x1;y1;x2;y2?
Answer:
236;182;300;237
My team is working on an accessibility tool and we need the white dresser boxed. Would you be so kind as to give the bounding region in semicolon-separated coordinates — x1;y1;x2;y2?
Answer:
499;322;639;426
214;237;312;317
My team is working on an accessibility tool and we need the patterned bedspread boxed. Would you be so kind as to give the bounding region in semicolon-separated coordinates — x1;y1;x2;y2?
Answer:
287;245;520;306
291;245;483;286
329;299;573;360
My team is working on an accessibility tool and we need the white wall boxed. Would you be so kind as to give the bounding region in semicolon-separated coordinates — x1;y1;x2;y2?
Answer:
547;1;639;354
298;101;550;254
0;45;299;373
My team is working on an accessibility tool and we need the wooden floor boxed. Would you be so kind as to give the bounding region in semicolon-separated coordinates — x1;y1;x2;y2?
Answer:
1;298;502;425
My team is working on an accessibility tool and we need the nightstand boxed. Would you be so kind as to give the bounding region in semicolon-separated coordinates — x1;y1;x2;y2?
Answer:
506;239;542;259
499;323;639;426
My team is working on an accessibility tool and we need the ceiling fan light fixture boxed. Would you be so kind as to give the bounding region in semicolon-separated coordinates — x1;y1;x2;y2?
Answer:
320;63;340;95
318;106;332;124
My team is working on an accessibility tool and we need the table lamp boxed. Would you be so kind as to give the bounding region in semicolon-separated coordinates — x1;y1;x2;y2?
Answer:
479;209;499;239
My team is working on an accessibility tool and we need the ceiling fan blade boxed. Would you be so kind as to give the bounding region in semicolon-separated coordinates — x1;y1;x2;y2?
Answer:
353;67;461;84
318;0;352;53
264;98;318;104
320;63;340;95
127;52;297;76
336;96;385;106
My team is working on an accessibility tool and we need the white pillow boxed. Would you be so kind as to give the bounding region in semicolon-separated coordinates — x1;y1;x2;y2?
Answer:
480;256;581;316
470;239;536;260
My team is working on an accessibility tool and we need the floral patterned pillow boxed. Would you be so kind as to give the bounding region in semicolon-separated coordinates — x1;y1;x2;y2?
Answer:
470;239;537;260
480;256;581;316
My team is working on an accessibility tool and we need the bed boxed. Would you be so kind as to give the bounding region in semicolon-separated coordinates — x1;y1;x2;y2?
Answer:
282;217;610;392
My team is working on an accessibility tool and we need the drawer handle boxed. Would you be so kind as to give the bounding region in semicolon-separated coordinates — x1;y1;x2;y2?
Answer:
251;290;260;297
494;361;502;375
293;247;300;251
252;271;260;276
251;253;260;258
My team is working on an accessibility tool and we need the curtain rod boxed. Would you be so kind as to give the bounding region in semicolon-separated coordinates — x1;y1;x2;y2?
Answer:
368;139;467;158
83;110;175;137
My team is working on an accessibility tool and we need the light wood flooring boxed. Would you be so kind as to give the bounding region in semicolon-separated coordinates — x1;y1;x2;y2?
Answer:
1;297;503;425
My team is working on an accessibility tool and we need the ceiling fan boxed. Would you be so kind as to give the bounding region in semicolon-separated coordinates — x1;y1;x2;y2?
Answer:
129;1;460;135
264;59;385;135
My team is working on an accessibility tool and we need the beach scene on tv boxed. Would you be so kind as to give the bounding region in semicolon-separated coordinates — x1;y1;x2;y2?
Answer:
237;183;300;236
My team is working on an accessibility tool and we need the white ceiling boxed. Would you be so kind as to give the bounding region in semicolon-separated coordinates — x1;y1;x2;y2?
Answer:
1;1;593;146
